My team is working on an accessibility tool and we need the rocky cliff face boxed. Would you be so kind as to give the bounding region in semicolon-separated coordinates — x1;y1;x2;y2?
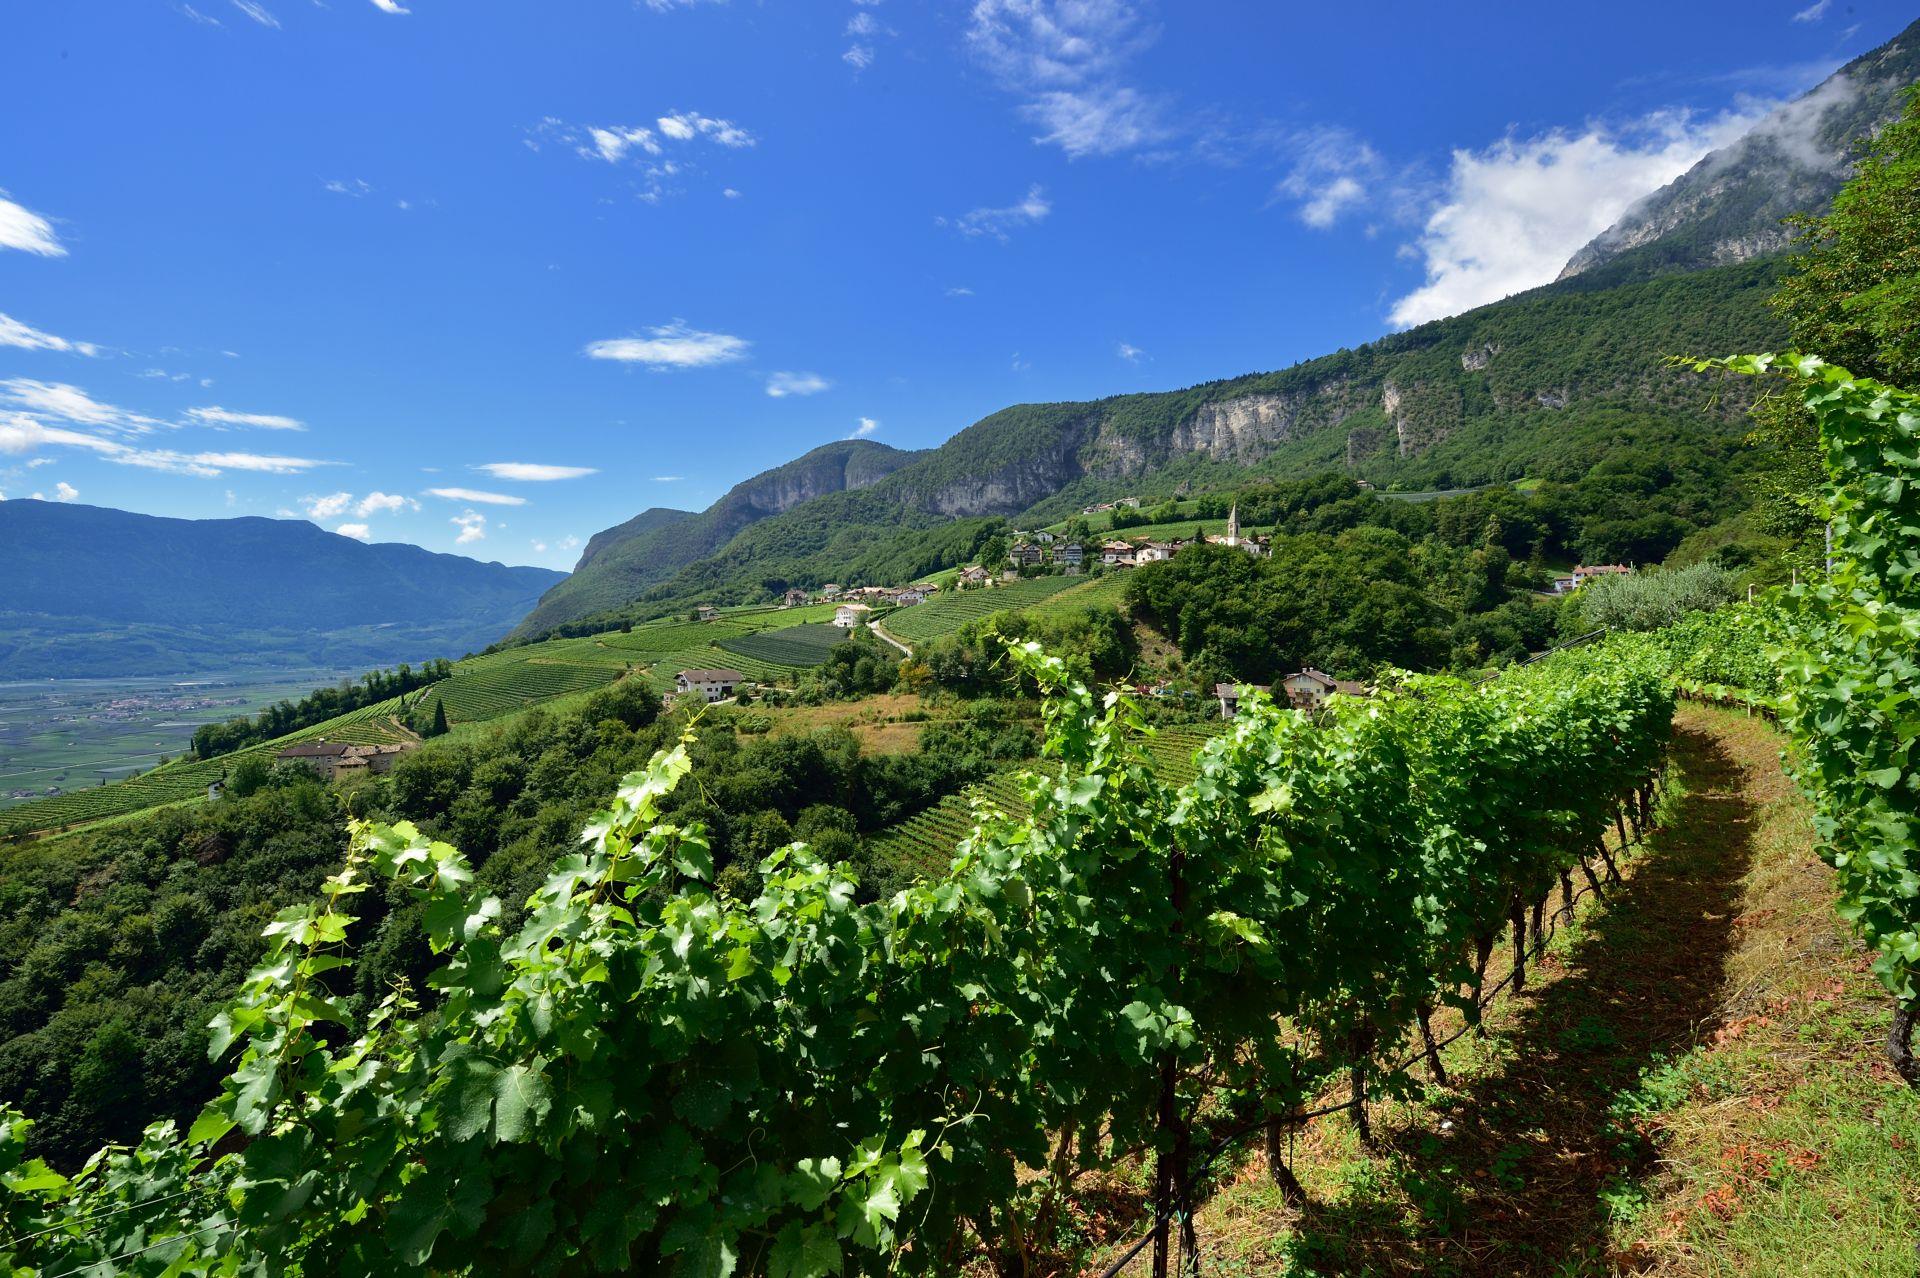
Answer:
1559;18;1920;282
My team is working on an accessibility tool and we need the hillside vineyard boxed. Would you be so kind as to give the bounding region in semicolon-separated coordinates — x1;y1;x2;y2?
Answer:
0;638;1673;1273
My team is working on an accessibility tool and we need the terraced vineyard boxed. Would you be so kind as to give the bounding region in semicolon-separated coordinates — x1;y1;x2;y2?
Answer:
717;623;848;668
1020;572;1132;620
885;577;1086;643
865;722;1222;876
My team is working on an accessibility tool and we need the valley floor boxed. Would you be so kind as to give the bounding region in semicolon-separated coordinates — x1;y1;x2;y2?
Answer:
1080;706;1919;1276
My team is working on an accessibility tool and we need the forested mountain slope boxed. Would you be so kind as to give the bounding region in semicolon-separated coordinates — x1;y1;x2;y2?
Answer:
511;438;918;637
529;259;1786;635
0;501;563;677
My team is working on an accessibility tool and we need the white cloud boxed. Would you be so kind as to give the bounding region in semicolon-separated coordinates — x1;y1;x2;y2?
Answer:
1117;341;1145;362
336;522;372;540
1272;125;1385;229
177;4;222;26
174;451;328;475
52;480;78;502
1792;0;1830;20
451;510;487;544
966;0;1174;158
355;491;417;516
849;416;879;438
229;0;279;27
0;379;159;435
766;371;832;398
476;462;598;481
657;112;756;147
185;405;305;431
652;475;684;482
843;44;875;70
1300;176;1365;228
938;184;1052;240
586;125;661;163
560;534;581;550
723;187;742;199
324;178;373;197
304;491;354;520
0;192;67;257
586;320;750;369
1388;108;1765;327
428;486;526;506
946;285;975;297
643;0;726;9
847;11;879;35
369;0;410;12
0;312;99;356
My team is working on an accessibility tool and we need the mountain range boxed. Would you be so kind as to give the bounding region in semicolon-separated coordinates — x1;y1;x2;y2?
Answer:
0;501;563;678
505;18;1918;640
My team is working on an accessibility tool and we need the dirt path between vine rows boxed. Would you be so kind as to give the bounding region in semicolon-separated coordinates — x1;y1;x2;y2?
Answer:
1146;705;1791;1276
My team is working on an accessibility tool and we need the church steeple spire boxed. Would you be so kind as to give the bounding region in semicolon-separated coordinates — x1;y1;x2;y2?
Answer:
1226;503;1239;546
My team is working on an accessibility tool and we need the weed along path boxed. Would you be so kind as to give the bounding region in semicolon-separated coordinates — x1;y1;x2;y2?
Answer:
1123;705;1916;1277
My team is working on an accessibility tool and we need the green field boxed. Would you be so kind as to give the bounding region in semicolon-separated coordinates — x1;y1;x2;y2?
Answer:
864;723;1222;875
718;623;848;668
885;577;1086;643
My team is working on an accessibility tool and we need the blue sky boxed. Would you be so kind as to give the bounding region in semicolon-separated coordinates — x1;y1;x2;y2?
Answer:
0;0;1905;568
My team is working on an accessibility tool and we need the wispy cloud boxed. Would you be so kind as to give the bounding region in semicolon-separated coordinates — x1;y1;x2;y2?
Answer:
1792;0;1830;20
1273;126;1385;229
450;510;487;544
193;451;326;473
0;312;99;356
965;0;1174;158
476;462;599;481
229;0;279;28
369;0;410;13
652;475;685;482
0;191;66;257
1389;106;1765;327
186;405;305;431
1117;341;1145;362
945;285;975;297
656;111;756;147
0;379;159;436
938;184;1052;240
176;4;222;26
323;178;373;197
849;416;879;439
766;371;832;398
428;486;526;506
586;321;750;369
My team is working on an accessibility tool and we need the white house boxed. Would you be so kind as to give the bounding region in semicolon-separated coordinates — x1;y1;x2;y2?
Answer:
833;602;874;628
1281;669;1367;710
676;668;746;702
1572;563;1631;587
